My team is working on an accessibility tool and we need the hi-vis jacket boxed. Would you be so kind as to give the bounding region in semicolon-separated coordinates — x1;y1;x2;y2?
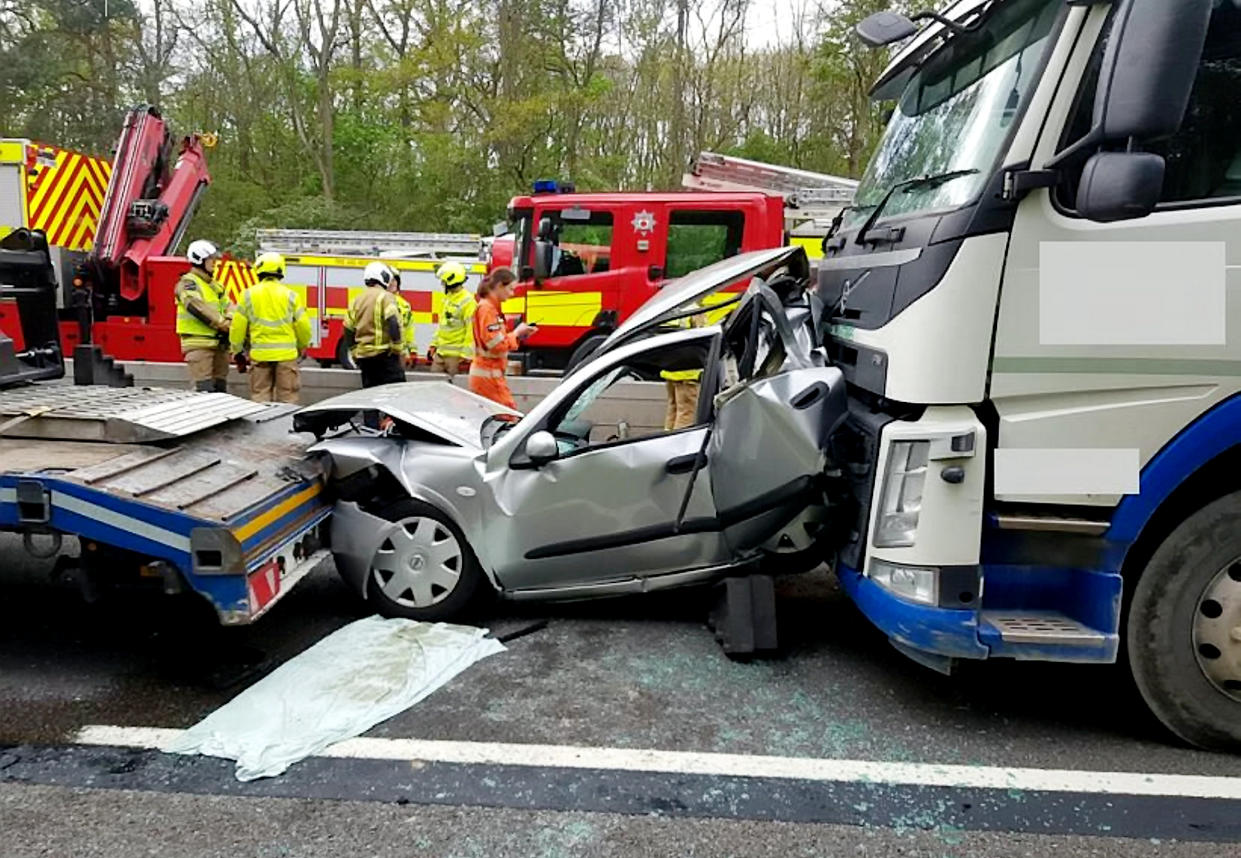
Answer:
394;294;417;357
470;296;519;379
230;278;312;363
660;312;707;383
174;268;231;351
345;286;402;359
431;287;476;359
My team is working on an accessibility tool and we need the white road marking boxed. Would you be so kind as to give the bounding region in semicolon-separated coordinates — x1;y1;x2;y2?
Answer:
75;724;1241;800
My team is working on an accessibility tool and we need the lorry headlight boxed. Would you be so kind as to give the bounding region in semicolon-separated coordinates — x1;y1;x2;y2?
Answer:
874;440;928;548
870;560;939;606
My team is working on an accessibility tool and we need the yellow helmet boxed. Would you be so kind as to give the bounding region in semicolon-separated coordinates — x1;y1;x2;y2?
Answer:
436;261;468;288
254;252;286;280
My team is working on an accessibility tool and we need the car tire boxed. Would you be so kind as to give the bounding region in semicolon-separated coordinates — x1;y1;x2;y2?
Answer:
564;332;609;374
336;337;358;371
1127;491;1241;751
363;498;487;622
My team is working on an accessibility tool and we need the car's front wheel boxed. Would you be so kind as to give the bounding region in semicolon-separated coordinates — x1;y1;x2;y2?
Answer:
364;499;486;622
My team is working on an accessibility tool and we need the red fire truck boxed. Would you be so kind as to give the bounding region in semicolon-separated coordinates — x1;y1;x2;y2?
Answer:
492;155;856;370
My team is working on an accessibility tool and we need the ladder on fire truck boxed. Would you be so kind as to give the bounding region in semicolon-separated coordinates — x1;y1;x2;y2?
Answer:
683;152;858;229
256;228;484;260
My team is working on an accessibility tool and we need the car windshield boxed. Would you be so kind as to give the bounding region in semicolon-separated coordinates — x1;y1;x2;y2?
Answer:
843;0;1061;229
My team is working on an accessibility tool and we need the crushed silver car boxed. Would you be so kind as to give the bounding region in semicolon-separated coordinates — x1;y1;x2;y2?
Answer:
294;247;849;620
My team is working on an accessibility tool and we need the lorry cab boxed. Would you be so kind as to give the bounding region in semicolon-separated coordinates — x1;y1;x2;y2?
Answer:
817;0;1241;750
500;187;784;369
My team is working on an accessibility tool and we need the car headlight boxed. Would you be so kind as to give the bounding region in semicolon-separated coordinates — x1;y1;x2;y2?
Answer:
870;560;939;606
874;440;928;548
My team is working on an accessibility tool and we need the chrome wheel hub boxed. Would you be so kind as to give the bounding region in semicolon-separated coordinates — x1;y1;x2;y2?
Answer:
1194;560;1241;702
372;516;463;608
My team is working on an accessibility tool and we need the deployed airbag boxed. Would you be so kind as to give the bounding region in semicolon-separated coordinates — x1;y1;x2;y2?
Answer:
165;617;505;781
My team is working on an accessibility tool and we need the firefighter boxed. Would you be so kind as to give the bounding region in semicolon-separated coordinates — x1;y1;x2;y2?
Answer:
343;261;406;388
386;270;418;368
661;309;708;431
428;261;476;380
175;239;233;392
469;267;535;409
229;252;311;404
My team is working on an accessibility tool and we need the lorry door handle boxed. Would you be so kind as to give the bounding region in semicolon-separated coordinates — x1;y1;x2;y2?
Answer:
666;453;706;474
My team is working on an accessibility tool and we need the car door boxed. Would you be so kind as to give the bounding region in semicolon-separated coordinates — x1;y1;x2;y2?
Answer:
484;327;731;593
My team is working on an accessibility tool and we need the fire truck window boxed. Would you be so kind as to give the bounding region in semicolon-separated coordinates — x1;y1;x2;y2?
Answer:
552;212;613;278
1057;3;1241;208
665;210;745;279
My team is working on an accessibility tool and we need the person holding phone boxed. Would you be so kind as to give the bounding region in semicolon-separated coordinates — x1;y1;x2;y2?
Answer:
469;267;535;409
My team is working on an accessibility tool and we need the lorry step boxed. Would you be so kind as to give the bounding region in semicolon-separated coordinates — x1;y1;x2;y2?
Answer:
980;611;1106;646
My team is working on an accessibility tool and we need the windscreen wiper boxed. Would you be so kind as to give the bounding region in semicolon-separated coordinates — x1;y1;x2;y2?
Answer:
854;168;979;247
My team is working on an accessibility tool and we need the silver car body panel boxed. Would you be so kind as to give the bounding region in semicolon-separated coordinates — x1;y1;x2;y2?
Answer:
295;382;519;448
597;246;804;355
307;246;849;606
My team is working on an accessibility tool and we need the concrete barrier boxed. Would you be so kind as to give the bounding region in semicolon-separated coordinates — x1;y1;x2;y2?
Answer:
69;359;670;438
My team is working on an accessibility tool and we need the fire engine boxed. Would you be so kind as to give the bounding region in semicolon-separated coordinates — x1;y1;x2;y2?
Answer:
0;109;487;367
492;155;857;371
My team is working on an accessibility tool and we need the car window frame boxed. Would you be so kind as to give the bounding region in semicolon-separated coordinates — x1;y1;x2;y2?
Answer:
506;327;723;469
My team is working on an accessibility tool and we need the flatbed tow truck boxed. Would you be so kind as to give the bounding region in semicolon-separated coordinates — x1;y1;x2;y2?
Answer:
0;230;330;624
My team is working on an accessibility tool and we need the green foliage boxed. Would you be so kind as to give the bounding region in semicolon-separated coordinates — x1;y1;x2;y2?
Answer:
0;0;907;239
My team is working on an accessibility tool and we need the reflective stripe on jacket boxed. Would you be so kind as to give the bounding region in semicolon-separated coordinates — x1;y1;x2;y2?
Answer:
469;295;517;380
230;278;311;363
395;294;417;356
658;311;706;383
345;286;401;359
175;269;229;350
432;288;476;359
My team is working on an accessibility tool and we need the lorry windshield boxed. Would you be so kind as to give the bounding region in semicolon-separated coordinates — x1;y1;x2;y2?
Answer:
844;0;1061;229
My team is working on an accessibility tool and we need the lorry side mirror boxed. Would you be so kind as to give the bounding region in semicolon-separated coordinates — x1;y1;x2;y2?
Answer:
855;11;917;47
1051;0;1211;168
1092;0;1211;142
537;216;555;241
1075;152;1164;223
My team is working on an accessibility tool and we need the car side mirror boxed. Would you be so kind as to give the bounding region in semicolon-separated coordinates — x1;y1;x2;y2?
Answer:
1076;152;1164;223
526;430;559;465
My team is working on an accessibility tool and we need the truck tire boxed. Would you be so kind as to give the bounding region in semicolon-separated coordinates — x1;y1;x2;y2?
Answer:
564;332;609;374
361;498;487;622
1128;492;1241;751
336;337;358;371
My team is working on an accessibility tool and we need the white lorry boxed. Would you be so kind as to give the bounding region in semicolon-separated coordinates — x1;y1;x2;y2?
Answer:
821;0;1241;749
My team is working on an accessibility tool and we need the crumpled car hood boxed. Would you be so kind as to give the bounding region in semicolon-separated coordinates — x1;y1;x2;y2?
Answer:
293;381;521;448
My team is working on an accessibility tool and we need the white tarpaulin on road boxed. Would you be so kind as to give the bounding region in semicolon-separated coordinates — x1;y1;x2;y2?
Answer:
165;617;505;781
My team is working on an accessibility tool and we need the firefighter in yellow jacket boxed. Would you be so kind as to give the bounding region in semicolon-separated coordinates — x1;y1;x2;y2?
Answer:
427;261;476;380
175;239;232;392
387;270;418;367
229;252;312;403
661;309;708;431
343;262;405;388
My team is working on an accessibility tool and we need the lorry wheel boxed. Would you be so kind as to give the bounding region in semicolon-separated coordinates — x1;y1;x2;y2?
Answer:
335;338;358;371
364;498;486;622
565;333;609;374
1128;492;1241;751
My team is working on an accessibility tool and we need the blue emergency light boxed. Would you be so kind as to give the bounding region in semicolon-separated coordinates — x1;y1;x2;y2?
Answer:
533;179;575;194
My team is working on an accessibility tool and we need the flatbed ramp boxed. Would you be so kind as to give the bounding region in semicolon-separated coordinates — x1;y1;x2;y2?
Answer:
0;387;332;624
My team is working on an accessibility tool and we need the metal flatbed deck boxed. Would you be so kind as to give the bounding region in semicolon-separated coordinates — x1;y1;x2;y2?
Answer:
0;387;332;624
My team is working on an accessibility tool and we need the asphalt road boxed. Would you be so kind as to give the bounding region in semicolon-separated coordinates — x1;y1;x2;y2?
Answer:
2;533;1239;856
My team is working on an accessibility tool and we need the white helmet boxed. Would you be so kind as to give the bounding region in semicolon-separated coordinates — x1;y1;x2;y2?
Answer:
186;239;219;266
364;261;394;287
